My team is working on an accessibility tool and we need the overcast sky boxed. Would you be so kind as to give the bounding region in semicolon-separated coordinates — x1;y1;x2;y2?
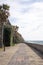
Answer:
0;0;43;41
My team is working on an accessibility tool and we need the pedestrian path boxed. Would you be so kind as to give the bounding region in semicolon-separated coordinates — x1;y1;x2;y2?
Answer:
8;43;43;65
0;44;20;65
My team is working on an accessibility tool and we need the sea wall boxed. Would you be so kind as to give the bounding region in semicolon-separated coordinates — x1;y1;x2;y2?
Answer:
26;43;43;53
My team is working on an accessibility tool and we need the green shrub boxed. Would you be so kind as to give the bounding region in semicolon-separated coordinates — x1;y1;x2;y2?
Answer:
3;27;11;46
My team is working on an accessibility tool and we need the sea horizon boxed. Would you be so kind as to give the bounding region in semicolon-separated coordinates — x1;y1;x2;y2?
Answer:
26;40;43;45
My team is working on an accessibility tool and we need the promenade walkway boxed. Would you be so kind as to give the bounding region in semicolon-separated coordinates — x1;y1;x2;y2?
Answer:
0;43;43;65
8;43;43;65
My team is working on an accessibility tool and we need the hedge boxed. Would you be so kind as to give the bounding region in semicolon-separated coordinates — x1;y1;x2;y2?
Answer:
3;27;11;46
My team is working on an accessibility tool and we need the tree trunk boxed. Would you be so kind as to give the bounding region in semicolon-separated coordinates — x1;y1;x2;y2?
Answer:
0;21;4;48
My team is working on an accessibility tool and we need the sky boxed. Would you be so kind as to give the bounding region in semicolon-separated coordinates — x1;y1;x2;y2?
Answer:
0;0;43;41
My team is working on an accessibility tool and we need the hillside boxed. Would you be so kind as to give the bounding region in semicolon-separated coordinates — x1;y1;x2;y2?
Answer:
13;31;24;43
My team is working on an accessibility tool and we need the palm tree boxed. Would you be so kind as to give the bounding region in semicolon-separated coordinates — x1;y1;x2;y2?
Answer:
0;4;9;22
15;25;19;32
0;4;10;51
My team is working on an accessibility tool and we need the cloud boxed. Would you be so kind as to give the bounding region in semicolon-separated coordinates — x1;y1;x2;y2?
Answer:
10;1;43;40
0;0;43;40
14;2;43;40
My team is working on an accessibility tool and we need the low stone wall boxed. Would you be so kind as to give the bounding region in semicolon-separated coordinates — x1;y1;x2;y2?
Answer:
26;43;43;54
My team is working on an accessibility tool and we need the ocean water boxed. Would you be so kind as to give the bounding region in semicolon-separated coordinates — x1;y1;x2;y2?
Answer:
27;41;43;45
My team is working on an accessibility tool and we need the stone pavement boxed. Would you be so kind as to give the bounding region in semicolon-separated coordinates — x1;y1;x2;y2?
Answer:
0;44;20;65
8;43;43;65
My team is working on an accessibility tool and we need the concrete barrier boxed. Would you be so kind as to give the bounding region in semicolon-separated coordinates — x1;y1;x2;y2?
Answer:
26;43;43;54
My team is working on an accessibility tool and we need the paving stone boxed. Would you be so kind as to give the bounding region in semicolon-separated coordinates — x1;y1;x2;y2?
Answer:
8;43;43;65
0;43;43;65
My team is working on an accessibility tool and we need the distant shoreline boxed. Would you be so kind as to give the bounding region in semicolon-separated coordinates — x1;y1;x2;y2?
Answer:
26;41;43;45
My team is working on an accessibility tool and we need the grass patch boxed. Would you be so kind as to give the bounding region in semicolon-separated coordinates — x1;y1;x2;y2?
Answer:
0;48;3;51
